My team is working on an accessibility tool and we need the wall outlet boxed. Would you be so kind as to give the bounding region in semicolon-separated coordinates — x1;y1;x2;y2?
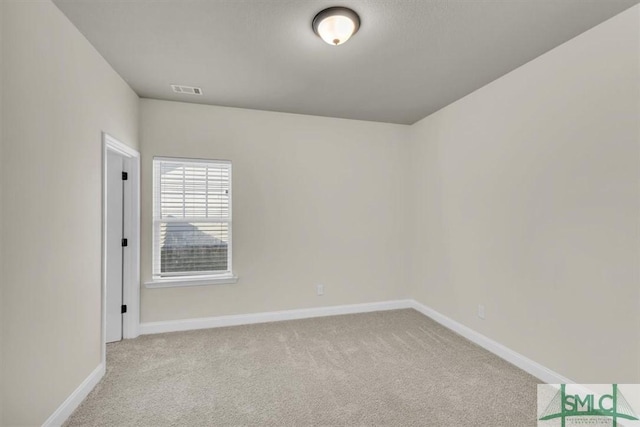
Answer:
316;284;324;296
477;304;486;320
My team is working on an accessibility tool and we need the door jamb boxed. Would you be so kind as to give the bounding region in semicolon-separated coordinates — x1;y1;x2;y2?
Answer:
102;132;140;364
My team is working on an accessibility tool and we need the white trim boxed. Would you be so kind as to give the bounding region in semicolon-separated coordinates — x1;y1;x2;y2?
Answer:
104;135;138;158
139;300;412;335
154;155;231;164
102;132;141;358
42;364;105;427
139;298;572;385
151;156;233;280
409;300;573;384
38;292;573;421
145;274;238;288
46;298;574;424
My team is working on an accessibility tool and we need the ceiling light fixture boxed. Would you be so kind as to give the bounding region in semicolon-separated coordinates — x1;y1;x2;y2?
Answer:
312;7;360;46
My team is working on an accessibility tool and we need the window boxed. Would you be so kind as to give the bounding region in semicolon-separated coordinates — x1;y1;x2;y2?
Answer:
152;157;233;284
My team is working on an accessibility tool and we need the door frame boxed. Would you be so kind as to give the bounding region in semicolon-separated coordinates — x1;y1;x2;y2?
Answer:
102;132;140;362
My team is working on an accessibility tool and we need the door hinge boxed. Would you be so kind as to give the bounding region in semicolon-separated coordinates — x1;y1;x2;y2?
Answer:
121;238;128;247
122;171;128;180
121;305;127;314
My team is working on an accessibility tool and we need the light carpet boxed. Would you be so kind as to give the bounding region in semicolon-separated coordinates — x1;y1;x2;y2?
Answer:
65;309;539;426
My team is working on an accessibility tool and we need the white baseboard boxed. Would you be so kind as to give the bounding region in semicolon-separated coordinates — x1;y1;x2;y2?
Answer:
140;298;571;384
42;363;105;427
45;299;574;426
409;300;573;384
139;299;414;335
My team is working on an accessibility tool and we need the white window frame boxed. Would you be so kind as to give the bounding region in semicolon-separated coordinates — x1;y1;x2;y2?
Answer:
146;156;237;288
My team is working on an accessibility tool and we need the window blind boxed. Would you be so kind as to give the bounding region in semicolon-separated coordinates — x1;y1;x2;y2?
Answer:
152;157;232;279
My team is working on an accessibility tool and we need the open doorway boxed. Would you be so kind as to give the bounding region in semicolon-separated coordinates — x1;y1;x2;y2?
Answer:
102;133;140;358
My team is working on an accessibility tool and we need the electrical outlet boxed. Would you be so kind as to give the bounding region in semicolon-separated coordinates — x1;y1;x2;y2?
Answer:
478;304;485;320
316;284;324;296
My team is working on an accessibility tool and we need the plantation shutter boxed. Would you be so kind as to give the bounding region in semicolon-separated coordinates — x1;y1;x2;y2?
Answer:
152;157;232;278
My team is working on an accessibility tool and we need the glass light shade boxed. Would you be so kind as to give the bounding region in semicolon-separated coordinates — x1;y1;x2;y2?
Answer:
312;7;360;46
317;15;356;45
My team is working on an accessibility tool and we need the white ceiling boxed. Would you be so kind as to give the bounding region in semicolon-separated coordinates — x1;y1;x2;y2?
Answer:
53;0;638;124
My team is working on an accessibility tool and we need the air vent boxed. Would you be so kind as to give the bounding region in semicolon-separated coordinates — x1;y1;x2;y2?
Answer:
171;85;203;95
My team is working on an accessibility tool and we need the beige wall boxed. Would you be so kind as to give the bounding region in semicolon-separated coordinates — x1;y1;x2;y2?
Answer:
1;1;139;425
407;5;640;383
140;99;409;322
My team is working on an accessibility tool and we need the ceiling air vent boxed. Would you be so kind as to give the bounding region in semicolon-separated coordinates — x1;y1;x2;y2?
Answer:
171;85;203;95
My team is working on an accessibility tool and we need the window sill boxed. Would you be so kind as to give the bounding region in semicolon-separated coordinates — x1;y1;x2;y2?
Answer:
145;274;238;288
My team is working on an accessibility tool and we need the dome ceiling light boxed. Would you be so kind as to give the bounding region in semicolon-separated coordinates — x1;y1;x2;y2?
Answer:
312;7;360;46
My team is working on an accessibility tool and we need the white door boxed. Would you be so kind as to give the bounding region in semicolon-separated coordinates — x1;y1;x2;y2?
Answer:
106;151;124;343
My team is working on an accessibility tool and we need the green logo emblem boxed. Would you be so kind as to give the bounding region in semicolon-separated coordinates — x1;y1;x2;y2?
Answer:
539;384;639;427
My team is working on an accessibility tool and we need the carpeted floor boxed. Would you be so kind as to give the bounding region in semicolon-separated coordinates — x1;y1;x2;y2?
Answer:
65;309;539;426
